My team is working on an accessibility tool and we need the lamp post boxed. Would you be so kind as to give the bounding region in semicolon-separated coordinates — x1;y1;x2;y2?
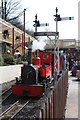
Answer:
24;9;26;60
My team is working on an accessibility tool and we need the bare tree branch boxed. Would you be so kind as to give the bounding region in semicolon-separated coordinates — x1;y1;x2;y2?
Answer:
1;0;22;21
7;11;23;21
1;0;34;38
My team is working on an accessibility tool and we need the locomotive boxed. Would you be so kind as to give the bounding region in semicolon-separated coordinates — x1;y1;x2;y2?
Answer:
12;51;62;97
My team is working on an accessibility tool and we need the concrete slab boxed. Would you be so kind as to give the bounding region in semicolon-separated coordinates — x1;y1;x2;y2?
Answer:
0;64;22;84
65;71;79;118
78;79;80;120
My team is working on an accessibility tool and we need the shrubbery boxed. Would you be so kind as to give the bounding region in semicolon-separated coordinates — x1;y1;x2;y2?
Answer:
21;54;28;61
0;56;4;66
3;55;16;65
0;54;28;66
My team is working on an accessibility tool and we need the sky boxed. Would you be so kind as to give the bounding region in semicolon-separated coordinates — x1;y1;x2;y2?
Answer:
0;0;79;50
20;0;80;50
0;0;79;40
21;0;79;40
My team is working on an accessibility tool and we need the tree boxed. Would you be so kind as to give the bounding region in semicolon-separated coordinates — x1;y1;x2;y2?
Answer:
1;0;35;37
1;0;23;22
1;0;23;31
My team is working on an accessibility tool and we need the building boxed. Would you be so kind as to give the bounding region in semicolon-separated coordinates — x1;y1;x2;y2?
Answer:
0;18;36;56
44;39;78;50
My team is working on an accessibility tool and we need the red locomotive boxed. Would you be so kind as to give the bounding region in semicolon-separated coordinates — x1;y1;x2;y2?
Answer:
12;51;62;97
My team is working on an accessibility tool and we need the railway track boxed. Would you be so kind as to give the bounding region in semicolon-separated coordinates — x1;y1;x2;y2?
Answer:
0;88;12;105
1;88;12;103
0;98;31;120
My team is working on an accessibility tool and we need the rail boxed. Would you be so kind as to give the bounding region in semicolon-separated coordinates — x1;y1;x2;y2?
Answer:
0;88;12;103
1;88;12;103
0;98;31;120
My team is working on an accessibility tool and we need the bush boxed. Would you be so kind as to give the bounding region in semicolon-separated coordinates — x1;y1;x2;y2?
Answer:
0;56;4;66
21;54;28;61
4;55;16;65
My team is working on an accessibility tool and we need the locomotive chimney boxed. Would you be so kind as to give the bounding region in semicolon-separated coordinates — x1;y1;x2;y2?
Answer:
28;37;32;65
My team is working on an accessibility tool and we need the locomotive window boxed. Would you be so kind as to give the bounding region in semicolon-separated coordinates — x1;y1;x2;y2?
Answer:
43;54;48;59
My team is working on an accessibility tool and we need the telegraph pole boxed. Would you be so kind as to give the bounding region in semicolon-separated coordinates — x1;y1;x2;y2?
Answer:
24;9;26;59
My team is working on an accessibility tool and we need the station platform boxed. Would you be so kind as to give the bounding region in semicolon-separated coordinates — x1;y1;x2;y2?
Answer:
65;71;80;119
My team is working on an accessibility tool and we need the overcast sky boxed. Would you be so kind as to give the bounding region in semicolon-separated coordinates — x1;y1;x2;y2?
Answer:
21;0;79;40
